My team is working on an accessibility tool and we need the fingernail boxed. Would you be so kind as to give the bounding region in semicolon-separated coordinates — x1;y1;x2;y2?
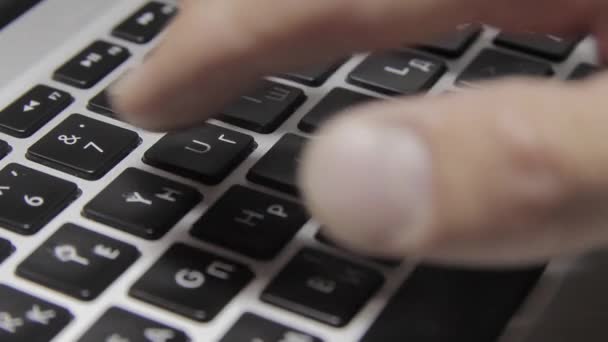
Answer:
301;119;434;256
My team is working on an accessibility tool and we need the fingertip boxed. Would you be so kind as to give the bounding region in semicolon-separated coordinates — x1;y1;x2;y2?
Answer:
299;112;435;257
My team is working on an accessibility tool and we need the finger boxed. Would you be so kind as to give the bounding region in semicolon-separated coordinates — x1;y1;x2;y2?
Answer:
110;0;600;131
299;75;608;265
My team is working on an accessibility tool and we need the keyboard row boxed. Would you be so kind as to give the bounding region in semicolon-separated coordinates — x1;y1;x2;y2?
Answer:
2;221;379;332
55;41;604;133
0;158;395;263
0;47;599;207
0;222;543;341
0;120;306;233
0;48;598;182
0;283;321;341
1;27;599;140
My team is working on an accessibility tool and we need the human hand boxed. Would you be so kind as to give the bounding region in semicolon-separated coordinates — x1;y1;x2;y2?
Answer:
111;0;608;265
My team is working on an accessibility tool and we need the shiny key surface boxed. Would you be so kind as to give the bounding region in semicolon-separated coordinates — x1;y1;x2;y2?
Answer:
0;85;72;138
27;114;140;180
53;41;130;89
144;124;255;185
0;163;78;235
83;168;202;239
220;80;306;133
261;248;384;327
348;50;446;95
17;223;140;300
130;243;254;322
112;2;177;44
191;185;308;260
0;284;73;342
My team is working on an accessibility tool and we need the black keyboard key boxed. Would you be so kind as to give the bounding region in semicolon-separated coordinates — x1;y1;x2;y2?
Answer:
348;50;446;95
0;164;78;235
53;41;130;89
457;49;553;86
88;88;118;118
27;114;140;180
112;2;177;44
299;87;375;133
84;168;201;239
568;63;600;80
247;134;307;195
495;32;580;61
144;124;255;184
360;265;543;342
77;307;189;342
130;243;254;322
0;284;72;342
421;24;481;58
316;232;401;268
17;223;139;300
0;140;9;160
0;238;14;264
220;313;323;342
0;85;72;138
220;80;306;133
261;248;384;327
191;185;308;260
281;60;345;86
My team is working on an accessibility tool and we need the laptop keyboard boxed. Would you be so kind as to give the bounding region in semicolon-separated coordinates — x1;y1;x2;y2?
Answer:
0;1;601;341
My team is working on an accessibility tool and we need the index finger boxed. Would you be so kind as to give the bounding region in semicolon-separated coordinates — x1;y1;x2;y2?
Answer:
110;0;596;130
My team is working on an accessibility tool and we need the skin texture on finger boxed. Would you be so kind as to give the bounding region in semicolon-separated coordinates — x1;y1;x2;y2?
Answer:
111;0;602;130
299;75;608;265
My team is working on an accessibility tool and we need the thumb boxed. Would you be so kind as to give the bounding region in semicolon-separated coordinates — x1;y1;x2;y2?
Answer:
299;75;608;265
